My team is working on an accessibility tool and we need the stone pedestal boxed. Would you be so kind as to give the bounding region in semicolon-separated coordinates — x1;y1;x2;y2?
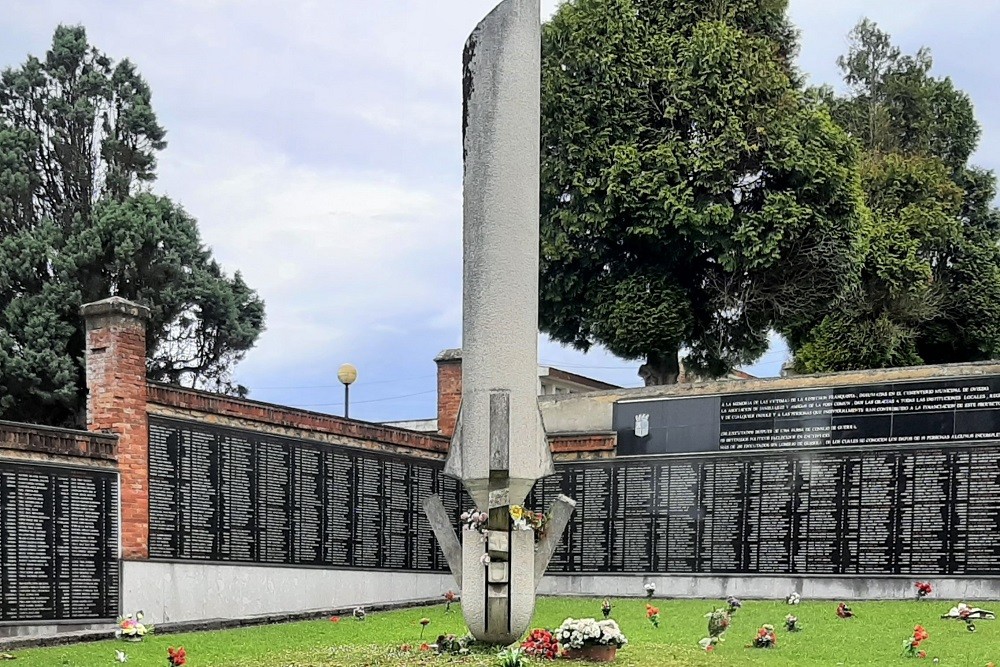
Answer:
460;527;534;644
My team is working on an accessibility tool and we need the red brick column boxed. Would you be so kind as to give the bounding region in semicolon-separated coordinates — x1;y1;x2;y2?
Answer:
81;297;151;560
435;349;463;438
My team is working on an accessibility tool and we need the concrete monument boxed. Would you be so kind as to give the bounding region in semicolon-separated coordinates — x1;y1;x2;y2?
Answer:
424;0;576;645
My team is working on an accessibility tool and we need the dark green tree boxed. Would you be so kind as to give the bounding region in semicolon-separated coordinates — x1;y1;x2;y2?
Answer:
538;0;867;385
0;26;265;425
790;20;1000;372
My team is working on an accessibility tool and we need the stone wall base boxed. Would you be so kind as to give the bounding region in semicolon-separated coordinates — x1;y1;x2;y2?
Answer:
538;574;1000;601
121;561;455;624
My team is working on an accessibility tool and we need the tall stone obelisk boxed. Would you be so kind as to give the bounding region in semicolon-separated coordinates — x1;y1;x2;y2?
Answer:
423;0;576;646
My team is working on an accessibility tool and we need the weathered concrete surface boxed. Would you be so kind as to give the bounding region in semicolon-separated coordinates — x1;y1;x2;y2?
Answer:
537;574;1000;601
534;495;576;586
424;494;463;587
120;561;453;624
445;0;552;513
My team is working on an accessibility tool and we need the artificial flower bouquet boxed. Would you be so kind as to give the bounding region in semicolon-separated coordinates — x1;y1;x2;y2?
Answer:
902;625;929;658
750;624;777;649
915;582;933;599
116;611;153;642
644;582;656;598
521;628;559;659
645;604;661;628
784;614;801;632
786;591;801;605
167;646;187;666
461;509;488;534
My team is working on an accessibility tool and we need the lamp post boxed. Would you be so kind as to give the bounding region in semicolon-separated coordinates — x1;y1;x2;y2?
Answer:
337;363;358;418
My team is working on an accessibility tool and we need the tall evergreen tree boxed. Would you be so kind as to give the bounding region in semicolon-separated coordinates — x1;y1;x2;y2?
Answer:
538;0;866;385
0;26;265;425
790;20;1000;372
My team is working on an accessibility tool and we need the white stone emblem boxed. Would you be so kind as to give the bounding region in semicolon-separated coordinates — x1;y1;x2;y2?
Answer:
634;413;650;438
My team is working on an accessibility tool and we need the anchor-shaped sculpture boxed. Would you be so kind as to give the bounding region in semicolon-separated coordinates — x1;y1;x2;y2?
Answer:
423;0;576;646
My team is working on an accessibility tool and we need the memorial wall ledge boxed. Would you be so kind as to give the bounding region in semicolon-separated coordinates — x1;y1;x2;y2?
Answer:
0;419;117;466
541;360;1000;405
147;383;449;459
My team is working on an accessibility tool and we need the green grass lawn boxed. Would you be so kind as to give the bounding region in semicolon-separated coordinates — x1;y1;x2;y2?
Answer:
8;597;1000;666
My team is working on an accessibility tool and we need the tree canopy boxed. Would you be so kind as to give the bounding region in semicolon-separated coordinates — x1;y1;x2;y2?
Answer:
538;0;866;384
0;26;265;425
789;20;1000;373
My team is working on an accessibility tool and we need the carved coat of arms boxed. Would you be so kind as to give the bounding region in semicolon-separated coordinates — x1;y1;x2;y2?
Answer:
634;413;650;438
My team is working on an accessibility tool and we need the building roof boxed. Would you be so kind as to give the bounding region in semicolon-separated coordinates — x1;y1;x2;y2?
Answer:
435;348;621;390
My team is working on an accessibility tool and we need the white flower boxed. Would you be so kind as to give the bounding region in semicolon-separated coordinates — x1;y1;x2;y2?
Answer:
480;553;491;565
115;649;128;663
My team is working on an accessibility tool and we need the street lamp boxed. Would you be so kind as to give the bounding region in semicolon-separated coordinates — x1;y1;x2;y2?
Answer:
337;363;358;418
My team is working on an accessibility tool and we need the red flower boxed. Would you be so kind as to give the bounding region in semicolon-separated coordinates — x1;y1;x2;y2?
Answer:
400;644;412;652
444;591;457;602
167;647;187;666
330;616;341;623
914;625;929;642
918;650;926;659
646;604;660;618
706;645;715;653
419;643;430;652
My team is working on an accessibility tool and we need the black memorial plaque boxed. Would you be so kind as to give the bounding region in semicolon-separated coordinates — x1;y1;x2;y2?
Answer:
148;417;462;572
527;443;1000;576
0;462;118;623
615;375;1000;456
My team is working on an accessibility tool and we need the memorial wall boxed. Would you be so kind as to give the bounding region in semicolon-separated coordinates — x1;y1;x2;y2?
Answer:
527;374;1000;577
148;417;469;571
0;461;119;623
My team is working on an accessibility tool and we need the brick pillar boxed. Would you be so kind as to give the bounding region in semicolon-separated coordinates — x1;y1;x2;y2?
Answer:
81;297;151;560
435;349;463;438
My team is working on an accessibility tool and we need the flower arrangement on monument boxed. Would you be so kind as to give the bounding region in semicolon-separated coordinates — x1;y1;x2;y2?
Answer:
461;509;488;534
902;625;929;658
167;646;187;666
116;611;152;642
645;604;661;628
836;602;854;619
784;614;801;632
521;628;559;659
644;582;656;598
509;505;549;536
748;625;777;649
786;591;801;605
554;618;628;650
915;582;933;599
601;598;612;619
444;590;457;613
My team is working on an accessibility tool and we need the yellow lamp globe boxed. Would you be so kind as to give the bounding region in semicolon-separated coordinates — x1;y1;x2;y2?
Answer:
337;363;358;386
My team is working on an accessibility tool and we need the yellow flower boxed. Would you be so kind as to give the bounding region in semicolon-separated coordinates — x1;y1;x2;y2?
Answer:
509;505;524;521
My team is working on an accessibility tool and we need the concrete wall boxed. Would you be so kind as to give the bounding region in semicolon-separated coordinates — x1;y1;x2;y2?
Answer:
122;561;455;624
538;574;1000;601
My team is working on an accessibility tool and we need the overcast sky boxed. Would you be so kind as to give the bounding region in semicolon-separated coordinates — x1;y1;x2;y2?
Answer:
2;1;998;422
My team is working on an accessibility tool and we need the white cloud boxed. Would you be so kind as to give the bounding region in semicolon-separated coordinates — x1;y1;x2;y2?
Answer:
155;125;462;374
